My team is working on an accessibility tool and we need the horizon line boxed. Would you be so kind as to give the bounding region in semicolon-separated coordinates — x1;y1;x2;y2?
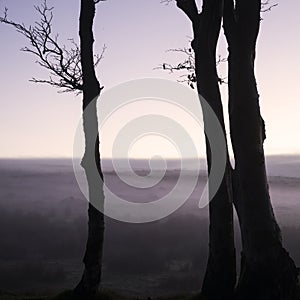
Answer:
1;154;300;160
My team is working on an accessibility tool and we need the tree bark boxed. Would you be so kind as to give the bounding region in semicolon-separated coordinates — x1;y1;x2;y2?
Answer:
176;1;236;298
74;0;105;298
223;0;299;299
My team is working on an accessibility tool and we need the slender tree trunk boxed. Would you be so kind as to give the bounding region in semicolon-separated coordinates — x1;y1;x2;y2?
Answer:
74;0;105;298
223;0;298;299
176;1;236;298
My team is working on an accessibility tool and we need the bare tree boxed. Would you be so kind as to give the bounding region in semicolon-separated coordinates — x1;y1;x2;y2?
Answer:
164;0;299;299
223;0;298;298
174;0;237;299
1;0;106;297
74;0;105;297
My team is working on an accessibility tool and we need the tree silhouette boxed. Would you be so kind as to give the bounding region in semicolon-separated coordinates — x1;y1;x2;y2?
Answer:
168;0;299;299
223;0;298;299
74;0;105;297
1;0;106;297
174;0;237;298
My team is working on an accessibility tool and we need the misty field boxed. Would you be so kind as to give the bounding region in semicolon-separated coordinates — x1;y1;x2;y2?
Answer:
0;157;299;298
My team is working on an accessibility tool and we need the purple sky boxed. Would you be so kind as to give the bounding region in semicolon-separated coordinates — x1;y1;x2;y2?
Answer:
0;0;299;158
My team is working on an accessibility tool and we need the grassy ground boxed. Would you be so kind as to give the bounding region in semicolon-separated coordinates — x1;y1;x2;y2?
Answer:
2;286;300;300
0;290;199;300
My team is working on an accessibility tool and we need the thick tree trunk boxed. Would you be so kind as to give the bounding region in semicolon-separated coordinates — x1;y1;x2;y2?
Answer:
176;1;236;298
223;0;298;299
74;0;105;298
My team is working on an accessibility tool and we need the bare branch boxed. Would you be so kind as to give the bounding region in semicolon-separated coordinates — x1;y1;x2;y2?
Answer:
156;45;227;89
176;0;200;24
261;0;278;13
0;0;105;94
161;0;200;23
160;0;172;4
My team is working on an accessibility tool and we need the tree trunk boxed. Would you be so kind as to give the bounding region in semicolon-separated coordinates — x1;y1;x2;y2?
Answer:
74;0;105;298
223;0;298;299
176;1;236;298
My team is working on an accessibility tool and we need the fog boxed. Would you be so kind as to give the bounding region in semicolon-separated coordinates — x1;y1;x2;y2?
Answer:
0;157;299;297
